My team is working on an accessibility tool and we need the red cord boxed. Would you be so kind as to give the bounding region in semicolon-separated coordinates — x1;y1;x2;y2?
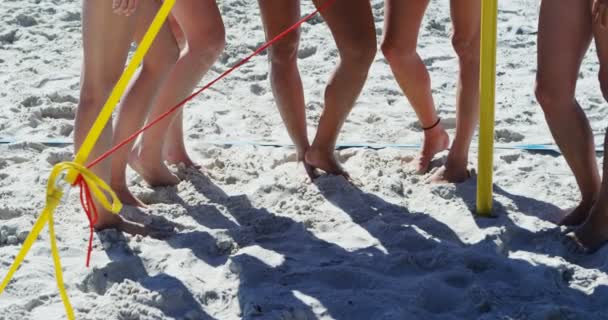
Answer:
76;175;98;267
76;0;337;266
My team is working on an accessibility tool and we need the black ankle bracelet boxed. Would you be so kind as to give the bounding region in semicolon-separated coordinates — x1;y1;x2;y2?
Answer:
422;118;441;131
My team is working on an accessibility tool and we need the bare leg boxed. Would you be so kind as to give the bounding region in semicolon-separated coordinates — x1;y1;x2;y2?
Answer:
110;1;179;205
132;0;225;186
258;0;319;179
430;0;481;183
305;0;377;177
570;3;608;252
535;0;599;226
381;0;449;173
159;16;197;168
163;109;195;166
76;0;147;235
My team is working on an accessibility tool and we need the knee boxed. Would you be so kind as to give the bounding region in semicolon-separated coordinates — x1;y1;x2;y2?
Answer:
380;39;416;65
143;42;179;75
187;28;226;67
267;30;301;66
340;38;377;73
78;84;108;112
534;79;564;115
452;32;480;66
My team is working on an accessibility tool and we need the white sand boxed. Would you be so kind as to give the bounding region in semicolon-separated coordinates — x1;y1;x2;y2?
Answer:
1;0;608;319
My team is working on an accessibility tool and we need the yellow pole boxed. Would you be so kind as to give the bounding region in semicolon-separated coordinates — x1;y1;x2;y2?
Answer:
477;0;498;216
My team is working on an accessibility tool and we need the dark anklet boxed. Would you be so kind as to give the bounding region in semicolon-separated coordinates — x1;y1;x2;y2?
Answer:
422;118;441;131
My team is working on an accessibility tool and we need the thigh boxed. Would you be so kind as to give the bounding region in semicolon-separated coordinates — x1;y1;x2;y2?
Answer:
81;0;135;90
312;0;376;53
171;0;224;42
257;0;301;43
592;1;608;73
450;0;480;42
382;0;430;50
537;0;593;95
132;0;179;65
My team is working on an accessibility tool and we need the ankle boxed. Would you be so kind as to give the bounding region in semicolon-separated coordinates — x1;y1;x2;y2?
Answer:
581;193;599;205
309;142;334;154
593;194;608;209
421;117;442;131
110;177;128;191
424;124;447;138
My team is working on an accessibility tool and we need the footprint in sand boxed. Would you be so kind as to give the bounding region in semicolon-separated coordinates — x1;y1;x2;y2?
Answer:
40;105;75;119
298;45;317;60
0;30;18;44
60;12;80;22
44;149;72;165
14;14;38;28
20;96;42;108
250;83;266;96
495;128;525;143
77;259;143;295
414;278;468;314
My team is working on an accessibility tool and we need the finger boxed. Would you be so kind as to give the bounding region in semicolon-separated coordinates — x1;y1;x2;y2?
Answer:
127;0;138;16
112;0;120;10
593;0;599;16
593;3;600;24
120;0;129;15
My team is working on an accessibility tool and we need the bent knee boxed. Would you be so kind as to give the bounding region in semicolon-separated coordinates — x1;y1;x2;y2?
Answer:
78;85;109;112
143;43;179;74
380;40;416;64
341;40;377;70
534;80;574;114
188;28;227;63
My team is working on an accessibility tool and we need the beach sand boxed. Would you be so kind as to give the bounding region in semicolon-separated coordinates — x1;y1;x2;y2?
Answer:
1;0;607;319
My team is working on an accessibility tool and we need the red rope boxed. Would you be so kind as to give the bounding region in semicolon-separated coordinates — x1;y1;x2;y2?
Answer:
76;175;98;267
75;0;337;266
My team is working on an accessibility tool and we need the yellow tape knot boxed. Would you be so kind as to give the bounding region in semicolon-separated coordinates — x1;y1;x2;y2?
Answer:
49;161;122;214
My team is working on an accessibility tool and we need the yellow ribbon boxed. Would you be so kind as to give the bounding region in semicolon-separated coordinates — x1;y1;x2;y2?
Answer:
0;1;176;318
0;162;122;319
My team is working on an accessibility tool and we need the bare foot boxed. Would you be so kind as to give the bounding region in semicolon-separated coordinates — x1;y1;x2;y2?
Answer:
129;152;180;187
113;184;147;208
296;148;320;181
164;147;200;169
559;199;595;226
565;203;608;254
428;164;471;184
417;126;450;174
95;210;174;239
304;146;350;180
95;212;148;235
303;162;321;181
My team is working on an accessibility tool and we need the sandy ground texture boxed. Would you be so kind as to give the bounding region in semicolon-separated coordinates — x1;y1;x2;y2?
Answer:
1;0;608;319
